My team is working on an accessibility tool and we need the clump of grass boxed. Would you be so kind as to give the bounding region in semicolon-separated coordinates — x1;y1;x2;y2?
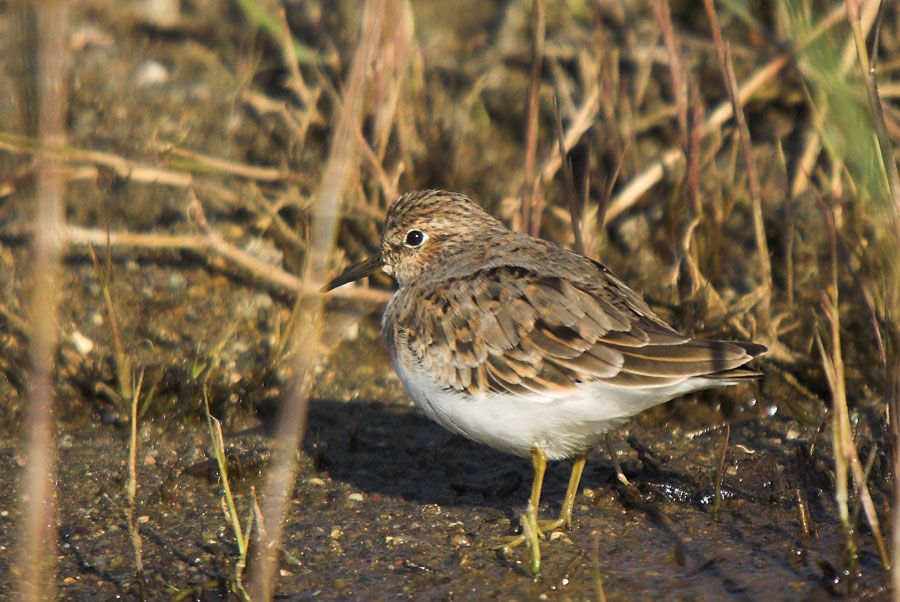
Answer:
204;391;253;600
90;241;153;596
787;0;897;585
816;202;891;591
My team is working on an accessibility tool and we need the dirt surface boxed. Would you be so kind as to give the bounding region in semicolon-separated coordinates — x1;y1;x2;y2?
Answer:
0;323;888;600
0;0;897;600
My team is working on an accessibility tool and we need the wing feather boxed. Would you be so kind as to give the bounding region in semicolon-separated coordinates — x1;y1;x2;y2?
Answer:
390;265;762;397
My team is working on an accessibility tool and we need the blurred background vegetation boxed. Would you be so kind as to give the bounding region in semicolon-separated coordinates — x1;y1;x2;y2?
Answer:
0;0;898;599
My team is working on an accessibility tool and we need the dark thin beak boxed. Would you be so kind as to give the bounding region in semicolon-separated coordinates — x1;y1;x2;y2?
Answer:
320;254;384;292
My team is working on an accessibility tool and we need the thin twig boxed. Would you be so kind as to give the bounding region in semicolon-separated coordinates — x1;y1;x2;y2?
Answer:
816;200;891;575
539;84;600;194
892;371;900;598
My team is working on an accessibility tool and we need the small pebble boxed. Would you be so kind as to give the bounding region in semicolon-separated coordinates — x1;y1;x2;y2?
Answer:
138;515;150;524
421;503;441;516
136;60;169;87
308;477;325;486
330;527;343;540
348;492;364;502
70;330;94;355
449;534;471;547
549;531;573;544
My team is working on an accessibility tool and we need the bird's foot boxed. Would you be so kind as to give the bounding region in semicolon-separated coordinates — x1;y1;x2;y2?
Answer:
492;515;571;549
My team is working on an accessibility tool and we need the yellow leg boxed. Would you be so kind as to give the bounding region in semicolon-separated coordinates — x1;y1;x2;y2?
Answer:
494;446;548;550
525;446;546;576
536;453;586;531
495;452;587;576
528;446;548;521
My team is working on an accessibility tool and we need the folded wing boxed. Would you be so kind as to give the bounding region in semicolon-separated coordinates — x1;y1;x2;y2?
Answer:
397;266;765;397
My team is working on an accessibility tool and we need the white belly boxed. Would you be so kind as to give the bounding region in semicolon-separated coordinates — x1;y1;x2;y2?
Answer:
391;352;728;461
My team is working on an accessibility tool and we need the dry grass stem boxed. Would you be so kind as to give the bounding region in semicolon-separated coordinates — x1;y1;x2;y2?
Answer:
0;131;305;187
538;85;600;197
204;393;250;599
702;0;772;334
88;243;131;401
126;369;146;599
248;1;385;598
522;500;541;577
553;95;584;256
712;424;730;523
232;0;318;65
817;205;891;576
520;0;545;236
275;7;318;140
18;3;69;600
592;531;608;602
650;0;687;147
56;221;392;304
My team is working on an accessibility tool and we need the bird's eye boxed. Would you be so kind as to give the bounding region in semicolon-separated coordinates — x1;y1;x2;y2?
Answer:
404;229;427;248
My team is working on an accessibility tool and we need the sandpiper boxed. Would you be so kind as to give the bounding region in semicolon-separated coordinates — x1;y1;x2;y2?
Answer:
322;189;765;574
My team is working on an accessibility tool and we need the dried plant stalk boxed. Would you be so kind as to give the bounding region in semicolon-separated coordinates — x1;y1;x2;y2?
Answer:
18;2;69;600
702;0;772;334
520;0;545;236
817;204;891;578
247;1;385;599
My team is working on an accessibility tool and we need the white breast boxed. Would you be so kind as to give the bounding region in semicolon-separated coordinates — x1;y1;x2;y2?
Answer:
389;345;732;461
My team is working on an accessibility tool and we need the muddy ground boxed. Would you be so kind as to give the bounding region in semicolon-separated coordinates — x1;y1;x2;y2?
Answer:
0;0;897;600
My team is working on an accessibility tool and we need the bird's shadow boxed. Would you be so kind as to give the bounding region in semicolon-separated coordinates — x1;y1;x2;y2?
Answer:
301;397;596;515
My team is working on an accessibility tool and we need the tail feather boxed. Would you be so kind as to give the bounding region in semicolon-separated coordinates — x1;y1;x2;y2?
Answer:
702;341;767;382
